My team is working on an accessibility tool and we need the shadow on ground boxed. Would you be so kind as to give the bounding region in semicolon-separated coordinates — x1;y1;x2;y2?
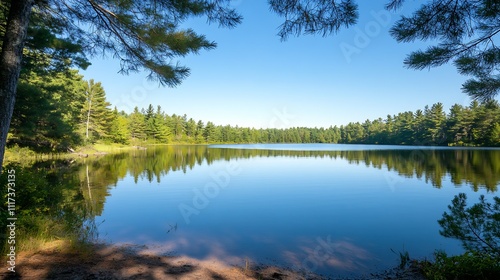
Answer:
0;241;323;280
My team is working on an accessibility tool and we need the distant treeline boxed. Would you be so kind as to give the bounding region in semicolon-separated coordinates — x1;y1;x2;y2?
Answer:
124;101;500;147
8;67;500;151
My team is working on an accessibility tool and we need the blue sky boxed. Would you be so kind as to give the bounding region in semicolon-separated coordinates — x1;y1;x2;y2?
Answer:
81;1;473;129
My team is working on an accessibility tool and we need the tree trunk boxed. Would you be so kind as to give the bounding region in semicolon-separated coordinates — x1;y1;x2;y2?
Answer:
86;90;92;139
0;0;34;172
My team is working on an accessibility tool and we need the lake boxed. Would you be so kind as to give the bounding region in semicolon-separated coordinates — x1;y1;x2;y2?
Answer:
52;144;500;277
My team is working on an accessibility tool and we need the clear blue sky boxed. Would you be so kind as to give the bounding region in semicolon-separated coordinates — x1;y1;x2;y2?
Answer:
81;1;475;129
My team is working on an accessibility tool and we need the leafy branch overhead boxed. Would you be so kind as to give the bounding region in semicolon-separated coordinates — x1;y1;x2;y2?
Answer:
32;0;241;87
5;0;500;97
268;0;358;40
387;0;500;101
271;0;500;101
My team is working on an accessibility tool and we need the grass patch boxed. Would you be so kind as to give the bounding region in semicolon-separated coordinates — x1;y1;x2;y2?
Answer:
71;142;147;156
1;164;97;262
4;142;140;164
391;247;411;269
2;215;93;257
3;144;38;165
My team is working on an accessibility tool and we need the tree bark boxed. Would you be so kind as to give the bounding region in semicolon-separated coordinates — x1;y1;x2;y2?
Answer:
86;90;92;139
0;0;34;171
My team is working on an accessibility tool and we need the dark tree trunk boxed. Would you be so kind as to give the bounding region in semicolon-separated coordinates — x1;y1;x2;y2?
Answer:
0;0;34;171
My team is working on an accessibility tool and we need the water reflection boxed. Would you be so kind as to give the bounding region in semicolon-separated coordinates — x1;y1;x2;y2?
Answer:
282;237;373;274
85;146;498;270
82;145;500;194
0;162;98;254
3;145;499;277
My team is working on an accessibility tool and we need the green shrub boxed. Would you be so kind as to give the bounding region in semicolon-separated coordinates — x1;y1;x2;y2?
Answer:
439;193;500;258
425;193;500;279
422;250;500;280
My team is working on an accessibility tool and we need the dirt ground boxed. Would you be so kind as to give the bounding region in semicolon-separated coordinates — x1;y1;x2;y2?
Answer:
0;241;426;280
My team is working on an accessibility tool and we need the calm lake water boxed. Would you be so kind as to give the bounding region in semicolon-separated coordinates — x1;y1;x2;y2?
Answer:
70;144;499;277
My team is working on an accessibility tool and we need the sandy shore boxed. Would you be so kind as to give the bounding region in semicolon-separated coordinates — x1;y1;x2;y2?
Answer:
0;241;426;280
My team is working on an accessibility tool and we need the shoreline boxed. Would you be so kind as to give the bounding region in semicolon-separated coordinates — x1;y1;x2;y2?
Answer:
4;142;500;165
0;240;426;280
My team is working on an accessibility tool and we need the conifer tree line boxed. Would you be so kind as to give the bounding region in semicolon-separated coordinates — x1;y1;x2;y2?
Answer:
7;68;500;152
122;100;500;146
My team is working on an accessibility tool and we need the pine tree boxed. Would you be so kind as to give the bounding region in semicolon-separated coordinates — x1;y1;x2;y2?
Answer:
144;104;156;140
109;108;130;145
9;68;85;151
383;115;394;144
152;105;170;143
473;101;500;146
447;104;467;144
0;0;243;169
9;82;71;151
490;123;500;147
170;114;185;140
204;121;216;142
186;118;197;139
81;79;112;142
129;107;146;142
397;111;415;144
424;103;447;145
195;120;204;143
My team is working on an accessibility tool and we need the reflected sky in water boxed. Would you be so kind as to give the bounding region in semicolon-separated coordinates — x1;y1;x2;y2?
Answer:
85;144;499;277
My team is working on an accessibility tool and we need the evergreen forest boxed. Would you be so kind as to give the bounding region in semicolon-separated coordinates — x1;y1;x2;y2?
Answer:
9;68;500;152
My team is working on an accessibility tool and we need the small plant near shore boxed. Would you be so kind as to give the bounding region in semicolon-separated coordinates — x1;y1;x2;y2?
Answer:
420;250;500;280
391;247;411;269
438;193;500;258
419;193;500;280
244;257;250;275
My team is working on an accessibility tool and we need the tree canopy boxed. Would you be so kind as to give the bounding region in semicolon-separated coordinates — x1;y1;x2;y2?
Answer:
386;0;500;101
4;0;500;94
13;0;243;86
267;0;500;100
